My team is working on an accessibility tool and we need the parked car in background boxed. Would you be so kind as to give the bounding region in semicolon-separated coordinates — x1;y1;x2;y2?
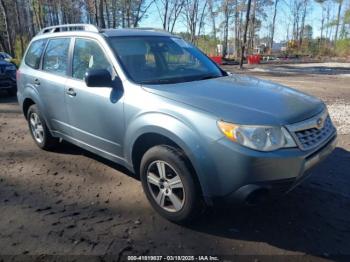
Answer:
0;52;13;62
17;24;337;223
0;59;17;96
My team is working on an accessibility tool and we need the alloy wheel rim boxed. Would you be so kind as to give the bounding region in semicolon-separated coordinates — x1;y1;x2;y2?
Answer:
146;160;185;212
30;112;44;144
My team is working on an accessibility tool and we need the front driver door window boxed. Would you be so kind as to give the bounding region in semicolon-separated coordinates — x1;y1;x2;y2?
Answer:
72;38;112;80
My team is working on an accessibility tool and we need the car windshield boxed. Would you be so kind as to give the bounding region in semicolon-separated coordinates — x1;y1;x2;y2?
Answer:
108;36;224;84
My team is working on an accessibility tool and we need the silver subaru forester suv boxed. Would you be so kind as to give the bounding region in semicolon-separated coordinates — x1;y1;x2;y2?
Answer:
17;24;337;223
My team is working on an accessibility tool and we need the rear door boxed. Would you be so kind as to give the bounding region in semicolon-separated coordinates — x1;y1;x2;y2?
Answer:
39;37;71;134
19;39;47;103
64;37;124;157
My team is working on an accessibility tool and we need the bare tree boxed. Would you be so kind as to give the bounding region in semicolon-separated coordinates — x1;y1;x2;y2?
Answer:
315;0;327;39
270;0;279;49
14;0;25;56
0;0;14;56
222;0;230;57
184;0;208;43
299;0;310;47
240;0;252;69
208;0;217;39
334;0;344;42
234;0;241;57
156;0;185;31
98;0;106;28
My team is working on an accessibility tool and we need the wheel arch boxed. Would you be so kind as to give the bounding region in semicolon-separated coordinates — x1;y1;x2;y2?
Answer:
131;132;205;197
125;113;217;202
20;87;52;130
23;98;36;119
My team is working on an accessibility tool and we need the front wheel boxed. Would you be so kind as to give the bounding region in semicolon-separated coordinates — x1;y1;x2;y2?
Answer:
140;145;203;223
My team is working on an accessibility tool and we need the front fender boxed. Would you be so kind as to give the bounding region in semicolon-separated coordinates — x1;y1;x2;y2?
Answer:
124;112;219;200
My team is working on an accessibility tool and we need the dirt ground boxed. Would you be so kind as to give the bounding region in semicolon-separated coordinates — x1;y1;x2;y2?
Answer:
0;63;349;261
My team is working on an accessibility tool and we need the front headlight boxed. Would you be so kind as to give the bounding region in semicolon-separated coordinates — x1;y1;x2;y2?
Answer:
217;120;296;151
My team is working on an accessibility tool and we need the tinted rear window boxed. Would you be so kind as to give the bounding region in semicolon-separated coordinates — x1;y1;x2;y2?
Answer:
25;39;47;69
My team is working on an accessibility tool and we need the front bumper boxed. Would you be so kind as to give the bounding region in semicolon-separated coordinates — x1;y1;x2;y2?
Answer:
0;73;16;89
206;131;337;204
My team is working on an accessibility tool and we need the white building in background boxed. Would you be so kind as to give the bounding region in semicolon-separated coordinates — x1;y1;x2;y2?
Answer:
216;43;236;56
216;41;287;56
254;43;268;54
272;42;287;52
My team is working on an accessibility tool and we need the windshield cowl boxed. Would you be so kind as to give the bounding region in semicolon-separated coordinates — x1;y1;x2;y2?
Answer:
138;73;223;85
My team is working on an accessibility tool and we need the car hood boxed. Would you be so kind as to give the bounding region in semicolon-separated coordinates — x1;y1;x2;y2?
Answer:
142;75;325;125
0;60;11;66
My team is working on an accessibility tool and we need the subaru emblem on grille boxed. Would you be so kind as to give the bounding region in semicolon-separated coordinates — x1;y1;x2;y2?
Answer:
316;118;323;129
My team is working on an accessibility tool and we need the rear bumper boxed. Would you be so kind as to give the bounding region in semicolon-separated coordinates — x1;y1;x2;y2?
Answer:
207;132;337;205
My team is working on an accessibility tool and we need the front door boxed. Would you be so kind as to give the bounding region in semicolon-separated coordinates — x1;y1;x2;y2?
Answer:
65;37;125;158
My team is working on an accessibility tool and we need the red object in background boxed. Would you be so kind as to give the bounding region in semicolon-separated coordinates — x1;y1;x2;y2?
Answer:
209;56;223;65
248;55;261;64
256;54;261;64
247;55;252;64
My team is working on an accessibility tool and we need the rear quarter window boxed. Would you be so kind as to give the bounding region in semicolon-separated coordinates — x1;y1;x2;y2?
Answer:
25;39;47;69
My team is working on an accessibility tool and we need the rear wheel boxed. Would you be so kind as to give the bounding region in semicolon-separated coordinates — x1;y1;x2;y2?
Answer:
27;104;58;150
140;145;203;223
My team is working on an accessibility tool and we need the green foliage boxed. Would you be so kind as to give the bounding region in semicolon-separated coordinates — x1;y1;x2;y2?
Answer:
10;58;21;67
335;39;350;56
14;38;22;59
344;9;350;24
196;35;219;55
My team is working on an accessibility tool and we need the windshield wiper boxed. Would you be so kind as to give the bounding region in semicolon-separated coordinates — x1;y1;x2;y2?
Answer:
139;78;182;84
197;74;221;81
139;74;222;85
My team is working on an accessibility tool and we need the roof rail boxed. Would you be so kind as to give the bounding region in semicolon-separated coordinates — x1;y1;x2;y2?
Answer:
135;27;168;32
38;24;100;35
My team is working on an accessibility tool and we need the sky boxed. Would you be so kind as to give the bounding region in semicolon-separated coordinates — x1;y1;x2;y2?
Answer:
139;0;347;43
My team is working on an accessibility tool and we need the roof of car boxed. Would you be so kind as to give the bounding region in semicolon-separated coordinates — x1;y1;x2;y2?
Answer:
101;28;175;38
32;24;177;42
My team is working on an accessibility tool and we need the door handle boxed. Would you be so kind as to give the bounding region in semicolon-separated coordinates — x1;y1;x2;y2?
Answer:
66;88;76;97
34;79;40;85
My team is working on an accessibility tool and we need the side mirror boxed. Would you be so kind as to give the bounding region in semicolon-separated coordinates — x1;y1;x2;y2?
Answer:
85;69;113;87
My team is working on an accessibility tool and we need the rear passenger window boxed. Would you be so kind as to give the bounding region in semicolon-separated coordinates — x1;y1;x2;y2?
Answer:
72;38;111;80
25;39;47;69
43;38;70;76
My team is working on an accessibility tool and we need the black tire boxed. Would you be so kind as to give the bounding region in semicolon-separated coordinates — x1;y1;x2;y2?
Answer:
27;104;58;150
140;145;203;224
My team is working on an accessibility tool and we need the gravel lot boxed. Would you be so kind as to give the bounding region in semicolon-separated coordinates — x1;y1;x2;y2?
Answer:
0;63;349;261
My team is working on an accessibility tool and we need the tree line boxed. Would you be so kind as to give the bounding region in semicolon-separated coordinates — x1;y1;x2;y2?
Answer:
0;0;349;60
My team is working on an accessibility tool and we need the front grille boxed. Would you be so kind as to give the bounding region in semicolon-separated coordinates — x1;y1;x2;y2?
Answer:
293;115;335;151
